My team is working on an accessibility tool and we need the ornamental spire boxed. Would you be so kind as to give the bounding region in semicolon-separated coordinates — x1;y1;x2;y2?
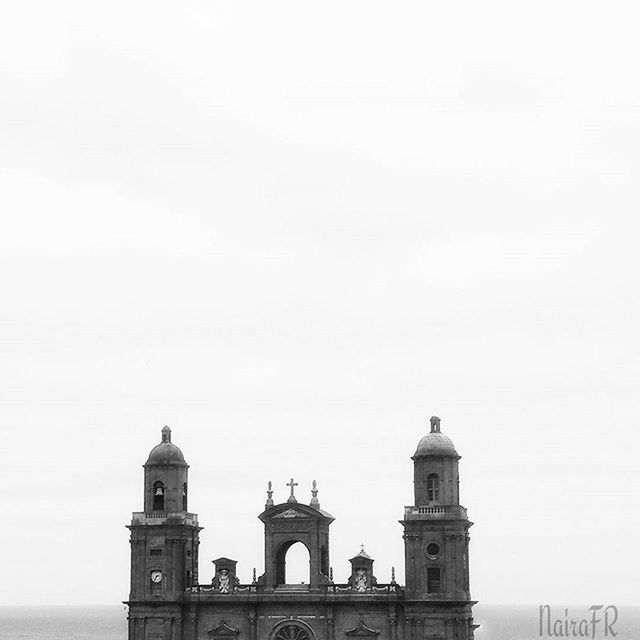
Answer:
161;425;172;443
430;416;441;433
310;479;320;509
265;480;274;508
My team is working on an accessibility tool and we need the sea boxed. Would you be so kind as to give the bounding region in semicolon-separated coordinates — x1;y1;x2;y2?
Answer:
0;605;638;639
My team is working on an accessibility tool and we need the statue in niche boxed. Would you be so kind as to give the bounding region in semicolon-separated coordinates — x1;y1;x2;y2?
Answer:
354;568;368;592
218;568;231;593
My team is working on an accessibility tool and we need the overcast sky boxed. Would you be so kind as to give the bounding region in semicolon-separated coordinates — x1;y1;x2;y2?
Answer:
1;0;639;608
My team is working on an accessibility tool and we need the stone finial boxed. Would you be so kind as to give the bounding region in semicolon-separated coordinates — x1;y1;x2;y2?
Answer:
391;566;396;585
310;479;320;509
286;478;298;503
329;567;334;583
252;568;257;584
430;416;441;433
161;425;172;443
265;481;274;508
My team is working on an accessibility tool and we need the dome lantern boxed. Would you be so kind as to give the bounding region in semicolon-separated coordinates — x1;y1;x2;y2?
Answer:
413;416;459;458
145;426;188;467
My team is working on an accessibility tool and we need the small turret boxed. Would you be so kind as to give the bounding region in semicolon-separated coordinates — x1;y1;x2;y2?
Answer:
348;548;377;591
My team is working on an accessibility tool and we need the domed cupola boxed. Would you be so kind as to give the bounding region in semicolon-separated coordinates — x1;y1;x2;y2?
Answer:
143;426;189;514
414;416;459;458
145;426;187;467
412;416;461;506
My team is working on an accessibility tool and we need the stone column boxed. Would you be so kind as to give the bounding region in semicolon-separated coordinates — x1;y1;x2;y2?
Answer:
130;537;146;598
388;613;398;640
264;527;274;590
326;606;335;640
190;610;199;640
309;537;320;592
171;617;182;640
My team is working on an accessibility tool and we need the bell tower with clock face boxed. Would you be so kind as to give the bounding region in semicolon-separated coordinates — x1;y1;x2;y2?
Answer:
126;427;201;634
401;417;472;603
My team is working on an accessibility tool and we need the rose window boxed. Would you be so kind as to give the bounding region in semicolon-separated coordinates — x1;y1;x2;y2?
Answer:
274;623;312;640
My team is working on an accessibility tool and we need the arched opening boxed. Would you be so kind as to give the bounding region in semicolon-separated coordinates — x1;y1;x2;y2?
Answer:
152;481;165;511
427;473;440;503
275;541;310;585
182;483;188;511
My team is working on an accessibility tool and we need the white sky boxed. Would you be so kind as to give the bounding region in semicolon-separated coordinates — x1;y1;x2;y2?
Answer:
0;0;639;607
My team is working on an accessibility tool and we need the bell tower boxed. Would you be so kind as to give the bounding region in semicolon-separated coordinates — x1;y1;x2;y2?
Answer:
401;416;473;603
126;427;201;637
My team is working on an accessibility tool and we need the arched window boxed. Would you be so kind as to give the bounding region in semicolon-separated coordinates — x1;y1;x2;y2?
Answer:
427;473;440;502
183;483;188;511
153;481;165;511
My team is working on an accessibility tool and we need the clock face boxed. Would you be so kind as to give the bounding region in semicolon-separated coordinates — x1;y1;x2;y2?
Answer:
151;570;163;583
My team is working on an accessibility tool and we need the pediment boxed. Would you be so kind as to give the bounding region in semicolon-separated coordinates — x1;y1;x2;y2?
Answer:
208;622;240;637
212;557;237;565
273;508;309;518
345;622;381;637
259;502;335;524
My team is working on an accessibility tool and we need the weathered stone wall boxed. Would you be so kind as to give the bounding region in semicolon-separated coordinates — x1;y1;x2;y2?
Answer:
127;597;474;640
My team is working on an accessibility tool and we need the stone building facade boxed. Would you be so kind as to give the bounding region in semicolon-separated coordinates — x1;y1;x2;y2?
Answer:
126;418;477;640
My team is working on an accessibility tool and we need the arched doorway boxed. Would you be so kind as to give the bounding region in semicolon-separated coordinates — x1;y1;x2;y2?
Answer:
275;540;310;585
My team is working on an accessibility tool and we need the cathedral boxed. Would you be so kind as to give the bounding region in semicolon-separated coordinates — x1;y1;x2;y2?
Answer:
126;417;477;640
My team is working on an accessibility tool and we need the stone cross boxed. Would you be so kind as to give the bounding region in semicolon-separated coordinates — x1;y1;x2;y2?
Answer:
286;478;298;503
